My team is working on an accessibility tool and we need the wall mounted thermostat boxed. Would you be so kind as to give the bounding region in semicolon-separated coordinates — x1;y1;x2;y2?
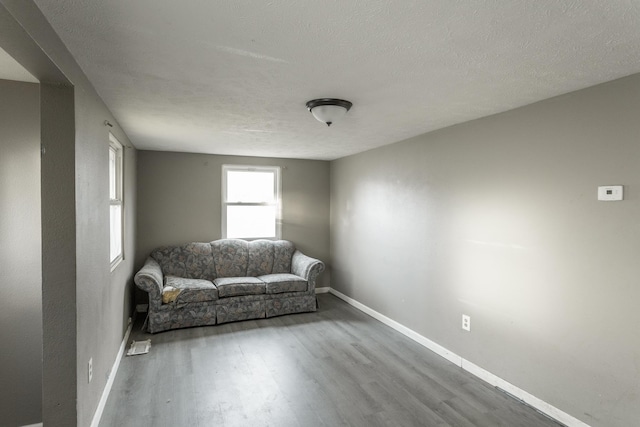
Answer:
597;185;623;201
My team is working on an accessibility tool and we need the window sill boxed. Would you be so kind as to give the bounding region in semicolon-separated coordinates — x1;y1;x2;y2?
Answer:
224;236;281;241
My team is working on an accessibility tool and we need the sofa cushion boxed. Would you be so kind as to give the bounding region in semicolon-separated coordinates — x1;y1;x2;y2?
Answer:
152;243;216;281
214;276;266;298
162;276;218;304
272;240;295;274
258;273;307;294
247;239;275;276
212;239;248;278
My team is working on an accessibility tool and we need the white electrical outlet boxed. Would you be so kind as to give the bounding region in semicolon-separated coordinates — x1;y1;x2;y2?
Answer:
462;315;471;332
88;358;93;383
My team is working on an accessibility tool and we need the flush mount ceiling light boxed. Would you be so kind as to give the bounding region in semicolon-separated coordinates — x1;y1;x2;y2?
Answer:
306;98;353;127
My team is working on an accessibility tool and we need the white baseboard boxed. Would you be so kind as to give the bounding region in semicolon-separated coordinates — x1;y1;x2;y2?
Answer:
90;318;134;427
328;288;461;366
327;288;590;427
21;423;43;427
462;359;588;427
315;287;331;294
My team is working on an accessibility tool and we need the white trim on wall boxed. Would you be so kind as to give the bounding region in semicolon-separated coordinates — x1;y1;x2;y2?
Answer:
90;318;134;427
221;164;282;240
327;288;591;427
315;287;331;294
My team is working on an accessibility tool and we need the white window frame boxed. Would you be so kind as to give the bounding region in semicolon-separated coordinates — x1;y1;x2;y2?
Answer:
222;165;282;240
109;133;124;270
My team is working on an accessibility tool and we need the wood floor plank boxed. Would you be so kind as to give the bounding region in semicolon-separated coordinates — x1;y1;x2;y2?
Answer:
100;294;561;427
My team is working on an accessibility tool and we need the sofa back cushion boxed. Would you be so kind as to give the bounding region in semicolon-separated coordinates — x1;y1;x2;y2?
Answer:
210;239;296;278
151;239;297;280
211;239;249;277
247;239;275;276
151;242;216;281
272;240;295;274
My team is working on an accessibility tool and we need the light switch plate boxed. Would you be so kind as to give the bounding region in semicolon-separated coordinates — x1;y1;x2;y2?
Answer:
598;185;623;201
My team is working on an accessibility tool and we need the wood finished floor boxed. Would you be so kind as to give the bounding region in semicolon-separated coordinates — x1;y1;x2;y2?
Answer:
100;294;560;427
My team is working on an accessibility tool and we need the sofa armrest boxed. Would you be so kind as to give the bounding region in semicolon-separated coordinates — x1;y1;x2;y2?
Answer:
134;257;164;310
291;250;325;292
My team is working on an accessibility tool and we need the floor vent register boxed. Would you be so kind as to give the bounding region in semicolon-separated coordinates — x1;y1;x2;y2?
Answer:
126;339;151;356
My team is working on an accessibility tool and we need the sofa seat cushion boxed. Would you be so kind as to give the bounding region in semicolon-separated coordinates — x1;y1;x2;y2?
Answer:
258;273;307;294
162;276;218;304
214;277;266;298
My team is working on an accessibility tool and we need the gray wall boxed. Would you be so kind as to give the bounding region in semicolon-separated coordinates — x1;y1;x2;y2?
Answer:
41;82;78;427
1;2;138;425
137;151;331;287
330;73;640;427
74;93;137;427
0;79;41;426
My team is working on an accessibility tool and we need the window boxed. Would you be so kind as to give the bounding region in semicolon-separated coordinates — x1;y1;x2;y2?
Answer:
222;165;281;239
109;134;124;269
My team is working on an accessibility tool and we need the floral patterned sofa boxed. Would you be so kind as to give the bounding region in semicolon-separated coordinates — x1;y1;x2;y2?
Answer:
134;239;324;333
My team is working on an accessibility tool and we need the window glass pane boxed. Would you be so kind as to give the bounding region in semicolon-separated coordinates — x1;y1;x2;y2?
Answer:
110;204;122;262
226;205;276;238
109;147;116;199
227;170;274;202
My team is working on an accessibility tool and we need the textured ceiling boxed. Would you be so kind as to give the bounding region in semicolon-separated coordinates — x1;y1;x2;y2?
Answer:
34;0;640;160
